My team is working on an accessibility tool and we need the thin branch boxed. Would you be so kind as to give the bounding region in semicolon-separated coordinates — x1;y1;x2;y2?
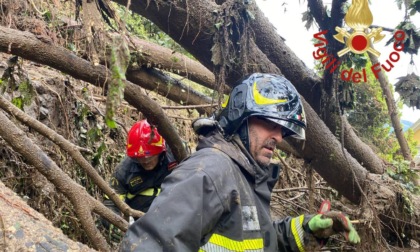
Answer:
370;25;395;33
161;104;217;109
272;186;335;193
167;115;194;120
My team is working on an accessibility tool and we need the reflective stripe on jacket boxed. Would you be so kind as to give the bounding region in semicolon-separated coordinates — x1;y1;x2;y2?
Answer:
120;130;312;251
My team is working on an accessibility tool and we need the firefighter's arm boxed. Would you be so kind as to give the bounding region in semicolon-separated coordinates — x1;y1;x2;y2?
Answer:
273;215;314;252
274;212;360;252
119;153;227;251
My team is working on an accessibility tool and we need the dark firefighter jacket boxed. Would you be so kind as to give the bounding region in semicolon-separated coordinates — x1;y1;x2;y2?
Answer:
119;129;313;252
103;150;177;217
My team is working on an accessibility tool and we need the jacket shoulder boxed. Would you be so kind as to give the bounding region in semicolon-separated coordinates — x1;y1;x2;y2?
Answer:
181;148;235;171
176;148;238;191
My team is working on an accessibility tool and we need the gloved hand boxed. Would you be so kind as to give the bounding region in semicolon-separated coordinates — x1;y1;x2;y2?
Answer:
108;224;123;243
308;211;361;244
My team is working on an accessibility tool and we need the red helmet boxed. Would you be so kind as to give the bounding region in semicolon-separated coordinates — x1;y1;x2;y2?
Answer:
126;120;166;158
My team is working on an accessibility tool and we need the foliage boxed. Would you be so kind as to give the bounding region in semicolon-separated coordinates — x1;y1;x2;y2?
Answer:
343;52;368;71
114;4;190;56
385;20;420;55
301;11;314;30
395;73;420;109
105;35;130;128
387;160;420;194
409;0;420;15
347;75;391;155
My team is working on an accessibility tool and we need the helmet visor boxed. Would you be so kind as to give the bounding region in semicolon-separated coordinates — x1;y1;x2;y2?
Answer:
266;117;306;140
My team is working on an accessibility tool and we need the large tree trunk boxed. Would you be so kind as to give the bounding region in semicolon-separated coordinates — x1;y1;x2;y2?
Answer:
126;68;214;115
111;0;385;175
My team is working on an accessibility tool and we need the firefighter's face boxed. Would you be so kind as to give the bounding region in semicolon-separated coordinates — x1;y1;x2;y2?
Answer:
135;155;160;171
248;116;283;167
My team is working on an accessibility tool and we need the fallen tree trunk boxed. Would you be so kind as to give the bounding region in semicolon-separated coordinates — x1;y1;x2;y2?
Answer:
112;0;385;175
0;180;97;252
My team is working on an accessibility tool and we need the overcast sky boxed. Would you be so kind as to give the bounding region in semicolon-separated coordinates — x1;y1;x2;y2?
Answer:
256;0;420;123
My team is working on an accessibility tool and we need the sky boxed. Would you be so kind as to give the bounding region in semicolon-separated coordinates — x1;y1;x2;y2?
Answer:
256;0;420;124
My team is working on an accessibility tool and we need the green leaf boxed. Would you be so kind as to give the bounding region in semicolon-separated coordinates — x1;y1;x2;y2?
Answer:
43;11;52;21
105;116;118;129
12;97;23;110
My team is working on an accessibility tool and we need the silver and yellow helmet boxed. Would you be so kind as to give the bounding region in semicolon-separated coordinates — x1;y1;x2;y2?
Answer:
218;73;306;140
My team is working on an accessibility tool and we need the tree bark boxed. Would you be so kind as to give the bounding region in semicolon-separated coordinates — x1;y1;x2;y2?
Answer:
128;37;225;93
112;0;281;84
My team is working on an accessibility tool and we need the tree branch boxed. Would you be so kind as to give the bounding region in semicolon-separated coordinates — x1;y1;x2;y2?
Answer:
307;0;329;30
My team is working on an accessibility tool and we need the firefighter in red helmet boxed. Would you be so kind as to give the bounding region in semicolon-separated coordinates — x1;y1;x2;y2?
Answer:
102;119;178;242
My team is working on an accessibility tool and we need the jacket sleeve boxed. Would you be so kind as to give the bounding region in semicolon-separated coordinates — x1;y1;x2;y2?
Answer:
273;215;314;252
119;154;226;252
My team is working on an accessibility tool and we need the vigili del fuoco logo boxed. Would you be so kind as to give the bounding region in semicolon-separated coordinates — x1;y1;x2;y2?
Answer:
312;0;406;83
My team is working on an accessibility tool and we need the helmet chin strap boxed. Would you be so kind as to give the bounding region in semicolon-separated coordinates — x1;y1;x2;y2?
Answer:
237;119;250;151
